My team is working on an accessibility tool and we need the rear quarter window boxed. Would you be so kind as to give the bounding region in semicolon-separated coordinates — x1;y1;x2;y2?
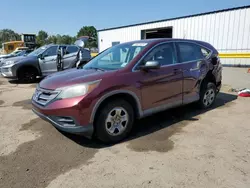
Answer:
66;46;79;54
177;42;211;63
200;48;211;58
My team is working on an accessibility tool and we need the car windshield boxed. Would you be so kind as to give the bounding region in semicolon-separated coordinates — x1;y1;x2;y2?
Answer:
16;51;26;56
10;51;21;55
27;46;48;57
83;42;149;70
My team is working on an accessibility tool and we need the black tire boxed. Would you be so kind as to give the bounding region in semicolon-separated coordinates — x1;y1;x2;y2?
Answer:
95;99;134;143
198;82;217;109
18;67;38;83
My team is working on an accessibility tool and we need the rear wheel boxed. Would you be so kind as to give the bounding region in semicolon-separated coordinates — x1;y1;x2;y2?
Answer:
18;67;38;83
95;99;134;143
198;82;217;109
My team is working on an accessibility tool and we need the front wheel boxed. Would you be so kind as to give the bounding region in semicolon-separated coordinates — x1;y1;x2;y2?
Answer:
18;68;38;83
95;99;134;143
198;82;217;109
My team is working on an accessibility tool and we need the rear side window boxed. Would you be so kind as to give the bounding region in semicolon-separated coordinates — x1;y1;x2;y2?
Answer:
66;46;79;54
177;42;211;63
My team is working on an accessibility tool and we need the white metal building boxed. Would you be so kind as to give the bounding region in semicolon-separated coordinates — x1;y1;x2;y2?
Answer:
98;5;250;66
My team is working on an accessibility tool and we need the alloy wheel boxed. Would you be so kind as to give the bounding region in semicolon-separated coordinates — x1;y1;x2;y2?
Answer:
105;107;129;136
203;88;215;107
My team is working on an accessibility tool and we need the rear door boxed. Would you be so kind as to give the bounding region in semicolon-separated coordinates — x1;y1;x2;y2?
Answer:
138;42;183;112
39;45;58;76
63;45;79;69
175;42;211;104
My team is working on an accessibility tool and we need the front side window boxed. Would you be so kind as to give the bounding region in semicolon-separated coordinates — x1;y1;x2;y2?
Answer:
177;42;210;63
43;46;58;57
141;43;176;66
83;42;149;70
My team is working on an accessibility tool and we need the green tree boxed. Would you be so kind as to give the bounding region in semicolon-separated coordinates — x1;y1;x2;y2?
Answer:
55;34;62;44
77;26;97;48
71;36;77;44
59;35;73;44
0;29;20;48
47;35;57;44
36;30;48;46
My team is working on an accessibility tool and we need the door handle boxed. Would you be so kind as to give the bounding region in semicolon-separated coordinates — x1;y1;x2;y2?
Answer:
173;68;182;73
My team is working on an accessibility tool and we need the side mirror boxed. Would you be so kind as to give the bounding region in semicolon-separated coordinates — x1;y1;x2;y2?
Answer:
139;60;160;70
38;54;44;59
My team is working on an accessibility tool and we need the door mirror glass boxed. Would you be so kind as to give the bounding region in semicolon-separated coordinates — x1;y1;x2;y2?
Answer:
140;60;160;70
38;54;44;59
43;54;49;58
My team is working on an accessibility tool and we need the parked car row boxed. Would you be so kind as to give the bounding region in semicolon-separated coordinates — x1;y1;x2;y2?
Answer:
30;38;222;144
0;49;33;66
0;41;91;82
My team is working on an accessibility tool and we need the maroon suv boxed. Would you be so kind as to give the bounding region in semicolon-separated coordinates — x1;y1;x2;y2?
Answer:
32;38;222;143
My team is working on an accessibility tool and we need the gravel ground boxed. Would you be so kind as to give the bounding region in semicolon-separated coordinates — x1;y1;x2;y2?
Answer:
0;67;250;188
222;67;250;89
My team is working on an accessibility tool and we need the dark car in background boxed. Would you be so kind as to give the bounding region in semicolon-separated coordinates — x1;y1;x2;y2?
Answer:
32;38;222;143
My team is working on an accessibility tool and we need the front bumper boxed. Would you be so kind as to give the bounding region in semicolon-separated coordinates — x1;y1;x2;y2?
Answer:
0;66;16;78
32;108;94;138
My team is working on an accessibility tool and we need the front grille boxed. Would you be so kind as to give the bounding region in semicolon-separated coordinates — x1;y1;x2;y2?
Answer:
33;87;60;106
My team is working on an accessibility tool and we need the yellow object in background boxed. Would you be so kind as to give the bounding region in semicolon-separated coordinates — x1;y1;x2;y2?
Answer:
219;53;250;58
91;52;98;57
2;41;25;54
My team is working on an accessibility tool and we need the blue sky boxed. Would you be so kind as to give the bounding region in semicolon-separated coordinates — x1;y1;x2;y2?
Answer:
0;0;249;36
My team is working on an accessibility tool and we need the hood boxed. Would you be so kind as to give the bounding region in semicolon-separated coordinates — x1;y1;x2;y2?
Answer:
0;54;8;58
0;54;15;59
39;68;115;90
1;55;36;64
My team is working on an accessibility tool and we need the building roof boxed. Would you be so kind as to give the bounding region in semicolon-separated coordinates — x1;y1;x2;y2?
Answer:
98;5;250;32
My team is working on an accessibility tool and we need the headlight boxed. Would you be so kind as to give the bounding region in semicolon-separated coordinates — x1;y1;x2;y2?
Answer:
56;80;101;99
4;60;15;66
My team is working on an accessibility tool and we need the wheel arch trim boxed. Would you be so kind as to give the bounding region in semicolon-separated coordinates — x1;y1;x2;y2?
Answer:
89;90;143;123
16;64;40;77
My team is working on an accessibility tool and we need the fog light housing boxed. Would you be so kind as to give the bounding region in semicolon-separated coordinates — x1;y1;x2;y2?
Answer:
50;116;76;127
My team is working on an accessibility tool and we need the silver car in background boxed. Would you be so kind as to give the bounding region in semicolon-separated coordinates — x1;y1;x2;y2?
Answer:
0;43;91;82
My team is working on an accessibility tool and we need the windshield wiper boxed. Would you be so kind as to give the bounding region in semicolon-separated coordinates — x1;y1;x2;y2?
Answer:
87;67;106;71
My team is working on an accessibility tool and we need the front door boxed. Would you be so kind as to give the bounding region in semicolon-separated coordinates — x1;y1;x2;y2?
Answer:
63;45;79;69
138;42;183;114
39;45;58;76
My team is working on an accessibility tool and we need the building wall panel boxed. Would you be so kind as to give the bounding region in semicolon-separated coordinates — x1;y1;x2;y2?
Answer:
98;7;250;66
